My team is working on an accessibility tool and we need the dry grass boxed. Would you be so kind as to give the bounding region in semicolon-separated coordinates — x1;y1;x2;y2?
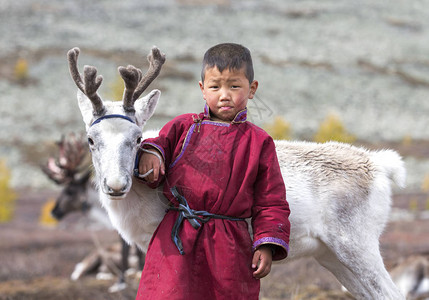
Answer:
0;277;136;300
1;187;429;299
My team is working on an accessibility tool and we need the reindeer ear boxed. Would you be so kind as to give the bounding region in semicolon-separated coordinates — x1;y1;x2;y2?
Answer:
77;90;95;127
134;89;160;127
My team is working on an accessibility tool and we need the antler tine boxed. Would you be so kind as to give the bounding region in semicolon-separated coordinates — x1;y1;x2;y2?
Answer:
41;157;70;184
62;133;88;171
67;48;84;92
131;46;166;103
42;134;72;184
42;133;89;185
118;65;143;113
67;47;106;116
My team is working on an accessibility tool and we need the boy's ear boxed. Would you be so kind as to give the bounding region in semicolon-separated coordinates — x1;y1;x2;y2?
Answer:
249;80;258;99
199;81;206;100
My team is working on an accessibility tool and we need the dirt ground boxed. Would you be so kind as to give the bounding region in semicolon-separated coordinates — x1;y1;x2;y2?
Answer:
1;187;429;300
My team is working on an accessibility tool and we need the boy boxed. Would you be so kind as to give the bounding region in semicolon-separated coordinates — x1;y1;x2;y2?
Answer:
135;43;290;299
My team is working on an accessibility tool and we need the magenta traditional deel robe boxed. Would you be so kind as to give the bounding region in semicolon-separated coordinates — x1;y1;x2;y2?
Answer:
135;106;291;299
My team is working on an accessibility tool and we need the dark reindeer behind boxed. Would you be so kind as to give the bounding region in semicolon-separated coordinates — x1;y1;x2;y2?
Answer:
42;132;93;219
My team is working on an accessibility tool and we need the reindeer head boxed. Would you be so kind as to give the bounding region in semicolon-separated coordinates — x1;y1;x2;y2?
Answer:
67;47;165;199
42;133;93;219
51;170;92;219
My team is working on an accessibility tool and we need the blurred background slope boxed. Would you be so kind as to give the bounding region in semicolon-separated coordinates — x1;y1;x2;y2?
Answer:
0;0;428;189
1;1;429;299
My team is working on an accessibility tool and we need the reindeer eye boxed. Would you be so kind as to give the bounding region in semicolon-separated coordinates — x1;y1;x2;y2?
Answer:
136;137;142;145
88;137;94;146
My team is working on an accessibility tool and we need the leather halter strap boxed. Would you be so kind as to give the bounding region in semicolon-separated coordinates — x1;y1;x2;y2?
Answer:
90;114;135;127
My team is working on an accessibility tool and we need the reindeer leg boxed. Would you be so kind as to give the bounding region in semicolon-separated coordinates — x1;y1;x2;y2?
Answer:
136;246;145;271
107;237;130;293
320;228;404;299
314;243;370;299
70;249;101;281
120;236;130;284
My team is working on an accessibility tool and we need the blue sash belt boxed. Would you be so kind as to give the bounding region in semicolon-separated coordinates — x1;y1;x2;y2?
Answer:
168;186;246;255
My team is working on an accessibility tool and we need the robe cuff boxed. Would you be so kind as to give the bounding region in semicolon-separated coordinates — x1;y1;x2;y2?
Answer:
141;142;166;162
253;237;289;261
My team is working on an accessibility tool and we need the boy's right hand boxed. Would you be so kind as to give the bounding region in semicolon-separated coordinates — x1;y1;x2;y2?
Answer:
138;149;165;183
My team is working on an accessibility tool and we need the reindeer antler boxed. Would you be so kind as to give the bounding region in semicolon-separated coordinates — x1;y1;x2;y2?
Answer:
119;47;165;113
118;65;142;113
67;47;106;116
42;133;90;184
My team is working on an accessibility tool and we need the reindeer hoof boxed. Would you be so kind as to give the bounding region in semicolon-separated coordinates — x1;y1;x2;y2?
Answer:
108;282;128;293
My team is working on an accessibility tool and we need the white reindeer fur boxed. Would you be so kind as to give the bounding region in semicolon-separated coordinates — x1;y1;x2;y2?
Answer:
77;89;405;299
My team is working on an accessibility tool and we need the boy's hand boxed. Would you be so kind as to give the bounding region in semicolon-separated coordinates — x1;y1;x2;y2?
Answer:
138;149;165;183
252;245;273;279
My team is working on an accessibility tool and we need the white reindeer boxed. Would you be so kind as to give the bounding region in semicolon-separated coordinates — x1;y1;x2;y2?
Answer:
41;132;146;292
67;46;406;299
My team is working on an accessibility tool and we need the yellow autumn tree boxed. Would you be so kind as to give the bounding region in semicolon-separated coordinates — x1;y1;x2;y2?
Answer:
14;58;29;83
39;198;58;227
0;159;16;223
264;116;292;140
314;113;356;143
109;74;125;101
421;174;429;211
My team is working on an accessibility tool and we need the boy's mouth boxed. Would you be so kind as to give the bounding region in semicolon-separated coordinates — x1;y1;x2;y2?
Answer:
219;106;233;111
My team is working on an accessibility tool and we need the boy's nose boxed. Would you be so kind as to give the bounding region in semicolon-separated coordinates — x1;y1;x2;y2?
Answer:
219;88;231;100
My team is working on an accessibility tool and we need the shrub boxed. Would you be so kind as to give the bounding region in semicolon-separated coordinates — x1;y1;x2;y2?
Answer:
0;159;16;223
421;174;429;192
421;174;429;211
264;116;292;140
108;75;125;101
401;135;413;147
314;113;356;143
14;58;29;83
39;198;58;226
409;198;418;212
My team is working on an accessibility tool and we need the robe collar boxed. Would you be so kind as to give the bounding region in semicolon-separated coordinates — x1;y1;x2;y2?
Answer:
203;104;247;123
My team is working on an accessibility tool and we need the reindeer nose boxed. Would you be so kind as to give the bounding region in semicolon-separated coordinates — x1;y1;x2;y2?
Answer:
104;177;128;197
51;204;64;220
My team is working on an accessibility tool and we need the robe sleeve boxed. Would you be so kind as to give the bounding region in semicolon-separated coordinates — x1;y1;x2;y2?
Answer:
135;114;190;187
251;136;291;261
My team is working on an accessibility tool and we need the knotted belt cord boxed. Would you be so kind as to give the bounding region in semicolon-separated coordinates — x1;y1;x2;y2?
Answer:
133;148;246;255
168;186;246;255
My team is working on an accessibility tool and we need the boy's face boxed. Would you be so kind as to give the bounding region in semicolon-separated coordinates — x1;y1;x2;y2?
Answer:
199;66;258;122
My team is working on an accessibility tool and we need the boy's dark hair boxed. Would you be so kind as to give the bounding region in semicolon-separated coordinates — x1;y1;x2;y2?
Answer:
201;43;254;84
